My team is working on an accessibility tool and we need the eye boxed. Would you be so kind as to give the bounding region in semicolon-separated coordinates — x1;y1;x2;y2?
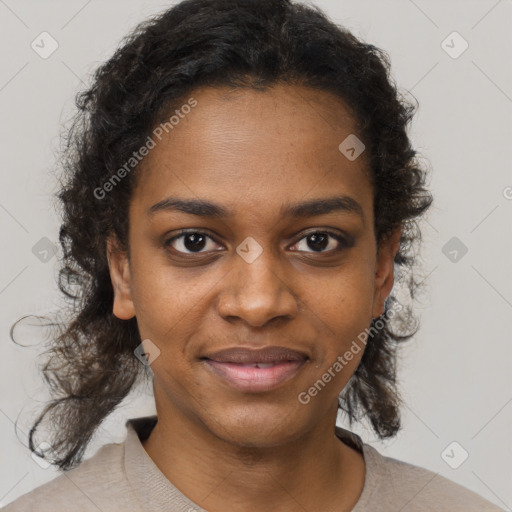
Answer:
164;230;223;255
289;230;349;253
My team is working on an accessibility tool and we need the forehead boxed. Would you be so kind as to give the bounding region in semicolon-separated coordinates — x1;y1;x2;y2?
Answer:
132;84;372;221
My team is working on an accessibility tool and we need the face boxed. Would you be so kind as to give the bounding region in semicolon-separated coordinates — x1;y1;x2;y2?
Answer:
108;84;400;448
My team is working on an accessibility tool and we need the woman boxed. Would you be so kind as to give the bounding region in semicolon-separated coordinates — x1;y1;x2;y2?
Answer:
4;0;504;510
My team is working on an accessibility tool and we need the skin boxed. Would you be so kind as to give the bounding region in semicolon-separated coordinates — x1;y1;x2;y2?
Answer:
107;84;401;512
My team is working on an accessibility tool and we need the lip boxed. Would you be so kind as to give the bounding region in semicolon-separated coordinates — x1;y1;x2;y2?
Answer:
201;346;309;393
204;360;307;392
203;346;308;364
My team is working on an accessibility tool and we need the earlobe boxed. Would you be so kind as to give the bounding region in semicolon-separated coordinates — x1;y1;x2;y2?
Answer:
372;227;402;319
106;236;136;320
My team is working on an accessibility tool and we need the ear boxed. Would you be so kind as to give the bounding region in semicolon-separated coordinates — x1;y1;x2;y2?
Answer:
106;236;136;320
371;226;402;319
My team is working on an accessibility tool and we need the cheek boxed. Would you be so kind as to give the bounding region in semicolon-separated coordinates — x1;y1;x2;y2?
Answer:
128;255;218;352
306;263;375;323
302;265;375;369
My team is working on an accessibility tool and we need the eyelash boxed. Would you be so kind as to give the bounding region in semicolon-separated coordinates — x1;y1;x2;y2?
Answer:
163;229;350;256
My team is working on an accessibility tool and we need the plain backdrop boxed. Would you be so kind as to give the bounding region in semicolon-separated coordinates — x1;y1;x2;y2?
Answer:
0;0;511;509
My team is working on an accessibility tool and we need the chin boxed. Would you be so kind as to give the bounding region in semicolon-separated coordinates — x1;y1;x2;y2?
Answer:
200;401;312;449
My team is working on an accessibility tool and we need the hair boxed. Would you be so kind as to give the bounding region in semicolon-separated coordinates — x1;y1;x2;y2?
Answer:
12;0;433;470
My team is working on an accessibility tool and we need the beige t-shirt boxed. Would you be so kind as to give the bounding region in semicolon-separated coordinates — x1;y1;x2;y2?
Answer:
2;415;505;512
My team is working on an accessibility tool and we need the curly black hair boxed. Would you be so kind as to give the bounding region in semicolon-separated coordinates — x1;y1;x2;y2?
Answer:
12;0;433;470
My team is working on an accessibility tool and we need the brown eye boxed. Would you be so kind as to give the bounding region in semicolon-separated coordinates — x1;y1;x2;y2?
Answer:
164;231;223;255
290;231;349;253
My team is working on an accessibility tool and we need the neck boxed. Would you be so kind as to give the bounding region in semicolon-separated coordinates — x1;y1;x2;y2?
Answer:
141;401;365;512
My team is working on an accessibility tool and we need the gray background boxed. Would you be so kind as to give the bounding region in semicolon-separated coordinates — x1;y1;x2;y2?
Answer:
1;0;511;509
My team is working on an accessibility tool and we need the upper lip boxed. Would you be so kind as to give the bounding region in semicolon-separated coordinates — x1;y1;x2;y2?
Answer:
202;346;308;364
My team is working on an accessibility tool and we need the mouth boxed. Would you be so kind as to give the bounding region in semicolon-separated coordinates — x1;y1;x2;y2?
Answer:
201;346;309;393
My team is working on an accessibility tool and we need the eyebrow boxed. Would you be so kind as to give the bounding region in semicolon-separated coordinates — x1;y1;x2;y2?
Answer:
148;195;365;223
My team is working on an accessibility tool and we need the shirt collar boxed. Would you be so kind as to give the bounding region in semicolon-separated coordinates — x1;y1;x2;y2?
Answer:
124;415;369;511
124;415;208;512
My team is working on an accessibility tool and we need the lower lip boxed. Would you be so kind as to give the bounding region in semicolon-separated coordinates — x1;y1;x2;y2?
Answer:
204;360;306;392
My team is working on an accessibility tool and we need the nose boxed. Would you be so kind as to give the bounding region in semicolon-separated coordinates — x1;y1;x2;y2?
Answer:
217;250;299;328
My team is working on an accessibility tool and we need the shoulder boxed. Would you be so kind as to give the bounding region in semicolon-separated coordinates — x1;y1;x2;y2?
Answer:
358;443;505;512
2;442;139;512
